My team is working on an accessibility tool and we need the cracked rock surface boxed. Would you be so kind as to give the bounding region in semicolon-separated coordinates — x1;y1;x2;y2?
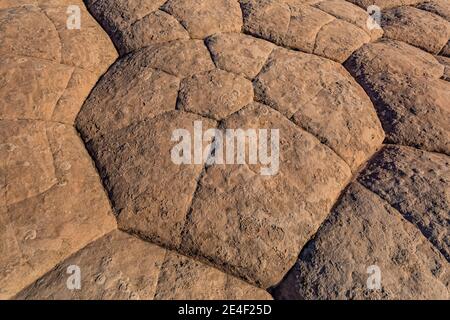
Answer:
1;0;449;300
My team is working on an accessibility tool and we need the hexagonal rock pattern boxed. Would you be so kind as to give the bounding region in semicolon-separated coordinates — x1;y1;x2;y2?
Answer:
416;0;450;21
206;33;275;79
0;3;117;124
162;0;243;39
358;145;450;261
0;1;118;300
347;0;422;10
254;48;385;170
345;39;450;155
3;0;450;301
240;0;379;62
437;55;450;81
0;121;116;299
382;6;450;54
85;0;189;56
441;41;450;56
181;103;352;287
15;230;271;300
273;183;449;300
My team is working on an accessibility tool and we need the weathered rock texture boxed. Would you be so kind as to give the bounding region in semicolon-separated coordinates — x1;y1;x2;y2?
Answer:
16;230;271;300
2;0;449;300
272;182;449;300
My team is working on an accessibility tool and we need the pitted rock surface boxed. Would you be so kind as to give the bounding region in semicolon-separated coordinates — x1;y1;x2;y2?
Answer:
16;230;272;300
273;182;449;300
254;48;384;170
382;6;450;54
345;39;450;155
240;0;381;62
2;0;449;300
358;146;450;261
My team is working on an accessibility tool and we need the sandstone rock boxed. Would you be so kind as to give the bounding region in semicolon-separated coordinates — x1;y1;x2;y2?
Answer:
313;18;370;63
16;230;166;300
155;251;272;300
437;55;450;81
128;40;215;78
0;121;116;299
441;41;450;56
0;2;117;124
206;33;274;79
181;103;351;287
345;39;450;155
0;5;61;61
40;5;117;75
0;55;73;121
240;0;291;44
16;230;271;300
241;0;374;62
314;0;383;41
87;111;216;249
416;0;450;21
358;145;450;261
273;182;449;300
77;55;180;141
85;0;189;55
347;0;422;10
254;48;384;170
162;0;243;39
3;0;449;301
178;69;254;120
51;68;99;125
382;6;450;54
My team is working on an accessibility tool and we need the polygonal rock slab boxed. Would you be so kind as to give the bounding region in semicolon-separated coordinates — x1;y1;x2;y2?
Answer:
437;55;450;81
15;230;271;300
345;39;450;155
314;0;383;41
358;145;450;261
273;182;449;300
0;5;61;61
417;0;450;21
77;54;180;141
206;33;275;79
382;6;450;54
178;69;254;120
241;0;373;62
0;55;72;121
347;0;422;10
155;251;272;300
0;121;116;299
254;48;384;170
39;5;118;74
128;40;216;77
15;230;166;300
162;0;243;39
87;111;216;249
85;0;189;55
181;103;351;287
